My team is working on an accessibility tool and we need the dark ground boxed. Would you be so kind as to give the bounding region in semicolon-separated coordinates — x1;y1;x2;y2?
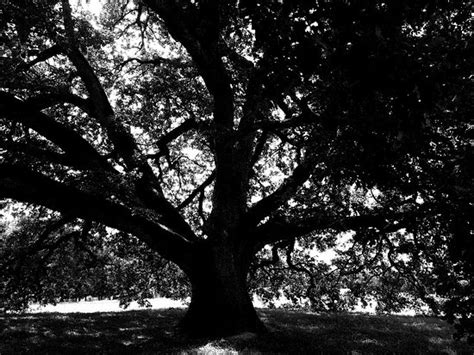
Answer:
1;308;473;354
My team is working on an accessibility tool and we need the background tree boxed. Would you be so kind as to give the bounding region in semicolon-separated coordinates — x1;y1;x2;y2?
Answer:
0;0;472;338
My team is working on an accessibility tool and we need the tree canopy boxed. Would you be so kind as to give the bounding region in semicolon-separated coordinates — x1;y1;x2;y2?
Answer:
0;0;472;339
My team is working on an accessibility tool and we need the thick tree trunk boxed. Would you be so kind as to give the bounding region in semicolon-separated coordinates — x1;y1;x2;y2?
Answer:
179;244;265;337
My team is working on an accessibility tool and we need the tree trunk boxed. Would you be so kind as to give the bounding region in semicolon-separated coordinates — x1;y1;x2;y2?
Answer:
179;243;265;337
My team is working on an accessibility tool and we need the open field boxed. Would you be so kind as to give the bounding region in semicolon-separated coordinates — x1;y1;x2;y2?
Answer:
1;308;473;354
27;297;187;314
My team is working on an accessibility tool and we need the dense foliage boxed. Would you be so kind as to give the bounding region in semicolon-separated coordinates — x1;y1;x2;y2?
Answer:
0;0;472;339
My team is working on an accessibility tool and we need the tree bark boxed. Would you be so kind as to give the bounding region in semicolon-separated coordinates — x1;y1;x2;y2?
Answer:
179;243;265;337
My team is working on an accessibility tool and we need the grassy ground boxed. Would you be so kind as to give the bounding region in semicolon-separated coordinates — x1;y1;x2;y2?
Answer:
1;308;473;354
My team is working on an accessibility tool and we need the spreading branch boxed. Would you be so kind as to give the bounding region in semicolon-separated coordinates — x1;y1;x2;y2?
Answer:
23;91;93;114
143;0;234;129
0;92;110;170
117;56;192;70
59;2;199;245
247;151;318;225
255;209;420;247
61;0;153;175
0;141;90;170
148;119;198;161
16;45;63;71
178;170;216;210
0;164;194;266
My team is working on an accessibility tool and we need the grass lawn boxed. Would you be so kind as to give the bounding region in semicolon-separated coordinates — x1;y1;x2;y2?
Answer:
1;308;473;354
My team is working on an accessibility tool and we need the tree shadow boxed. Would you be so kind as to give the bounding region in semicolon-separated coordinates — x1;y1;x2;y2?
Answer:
249;310;473;354
1;308;472;354
1;309;199;354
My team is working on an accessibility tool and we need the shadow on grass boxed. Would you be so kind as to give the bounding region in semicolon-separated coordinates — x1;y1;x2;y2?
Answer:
1;308;473;354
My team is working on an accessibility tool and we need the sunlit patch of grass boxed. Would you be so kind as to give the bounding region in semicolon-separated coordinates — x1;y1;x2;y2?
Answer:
1;308;473;354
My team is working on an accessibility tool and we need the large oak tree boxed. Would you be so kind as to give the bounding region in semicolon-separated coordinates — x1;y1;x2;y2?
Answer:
0;0;472;337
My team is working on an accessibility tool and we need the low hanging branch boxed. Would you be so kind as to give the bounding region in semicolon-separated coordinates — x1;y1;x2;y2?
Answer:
0;164;195;264
285;238;318;305
251;243;282;273
25;216;76;257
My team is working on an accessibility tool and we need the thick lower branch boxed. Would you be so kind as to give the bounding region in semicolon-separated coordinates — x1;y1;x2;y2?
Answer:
0;164;194;267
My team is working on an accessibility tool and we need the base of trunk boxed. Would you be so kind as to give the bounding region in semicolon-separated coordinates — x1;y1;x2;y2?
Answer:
178;272;266;337
179;301;266;337
179;242;265;337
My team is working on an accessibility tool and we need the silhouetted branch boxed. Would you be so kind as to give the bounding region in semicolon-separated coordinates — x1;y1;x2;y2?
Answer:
178;170;216;210
16;45;63;72
0;92;110;170
247;151;318;225
0;163;195;265
23;92;93;114
148;119;198;161
255;208;423;246
117;56;192;70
